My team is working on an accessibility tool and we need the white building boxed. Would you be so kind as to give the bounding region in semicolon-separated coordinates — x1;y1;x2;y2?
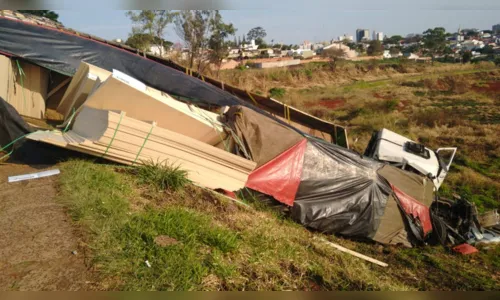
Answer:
462;39;485;51
241;39;259;51
322;43;357;58
338;34;354;42
373;31;384;41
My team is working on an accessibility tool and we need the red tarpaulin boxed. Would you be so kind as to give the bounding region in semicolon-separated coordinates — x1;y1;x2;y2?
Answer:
245;139;307;206
391;184;433;236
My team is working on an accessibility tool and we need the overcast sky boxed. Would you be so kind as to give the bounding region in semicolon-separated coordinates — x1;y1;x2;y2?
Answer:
54;0;500;44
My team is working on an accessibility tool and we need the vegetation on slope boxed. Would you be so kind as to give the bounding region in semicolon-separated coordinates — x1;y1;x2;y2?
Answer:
58;159;499;291
219;60;500;212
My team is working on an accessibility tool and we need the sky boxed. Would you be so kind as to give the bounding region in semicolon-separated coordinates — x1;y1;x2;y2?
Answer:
54;0;500;45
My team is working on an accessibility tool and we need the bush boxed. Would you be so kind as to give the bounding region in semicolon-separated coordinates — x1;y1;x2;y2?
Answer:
135;159;191;192
269;87;286;99
384;99;400;112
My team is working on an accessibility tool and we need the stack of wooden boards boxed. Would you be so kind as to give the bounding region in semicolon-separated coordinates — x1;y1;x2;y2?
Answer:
56;62;226;146
0;54;48;119
27;106;256;191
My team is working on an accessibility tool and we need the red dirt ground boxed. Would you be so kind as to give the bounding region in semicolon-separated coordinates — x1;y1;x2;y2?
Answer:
305;98;346;109
472;81;500;94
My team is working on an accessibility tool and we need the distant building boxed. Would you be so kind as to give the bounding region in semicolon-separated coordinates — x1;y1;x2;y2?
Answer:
462;39;485;51
241;39;259;51
375;32;384;41
338;34;354;42
356;29;370;42
492;24;500;34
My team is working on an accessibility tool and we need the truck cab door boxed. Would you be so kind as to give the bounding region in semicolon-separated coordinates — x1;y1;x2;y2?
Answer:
434;148;457;189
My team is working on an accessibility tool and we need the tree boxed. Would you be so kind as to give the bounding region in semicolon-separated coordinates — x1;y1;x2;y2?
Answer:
422;27;449;63
126;10;175;57
19;10;59;22
237;36;241;46
322;47;346;71
242;35;247;45
174;10;213;70
462;51;472;63
384;35;403;45
247;26;267;42
480;45;494;55
207;11;236;76
367;40;383;56
389;47;400;55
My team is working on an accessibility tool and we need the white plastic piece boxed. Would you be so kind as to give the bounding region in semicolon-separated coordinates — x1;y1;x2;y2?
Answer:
8;169;61;183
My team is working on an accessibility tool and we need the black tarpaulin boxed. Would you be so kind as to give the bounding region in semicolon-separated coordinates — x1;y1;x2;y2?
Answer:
0;17;243;107
291;139;392;238
0;96;32;151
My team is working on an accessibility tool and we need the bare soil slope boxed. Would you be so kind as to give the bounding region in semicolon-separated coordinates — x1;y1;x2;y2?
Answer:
0;164;89;291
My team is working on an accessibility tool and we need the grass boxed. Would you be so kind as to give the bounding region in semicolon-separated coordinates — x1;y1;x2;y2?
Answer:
57;159;500;291
133;159;191;192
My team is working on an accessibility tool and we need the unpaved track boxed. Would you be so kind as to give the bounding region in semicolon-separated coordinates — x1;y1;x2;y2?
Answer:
0;164;89;291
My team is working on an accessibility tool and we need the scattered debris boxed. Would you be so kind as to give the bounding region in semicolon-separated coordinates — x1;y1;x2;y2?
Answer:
8;169;60;183
72;250;78;255
315;237;389;267
145;260;152;268
452;243;479;255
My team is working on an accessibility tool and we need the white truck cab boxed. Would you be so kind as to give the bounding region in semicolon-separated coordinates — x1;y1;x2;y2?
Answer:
364;129;457;190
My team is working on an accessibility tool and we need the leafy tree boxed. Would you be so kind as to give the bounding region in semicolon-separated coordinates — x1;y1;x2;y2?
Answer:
384;35;403;45
346;42;356;50
367;40;383;56
389;47;401;55
19;10;59;22
322;47;346;71
422;27;449;63
125;33;174;53
126;10;175;57
174;10;212;70
480;45;494;55
247;26;267;42
207;11;236;76
462;51;472;63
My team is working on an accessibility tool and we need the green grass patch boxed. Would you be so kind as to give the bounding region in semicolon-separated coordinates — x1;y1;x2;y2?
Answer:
57;158;500;291
133;159;191;192
269;87;286;99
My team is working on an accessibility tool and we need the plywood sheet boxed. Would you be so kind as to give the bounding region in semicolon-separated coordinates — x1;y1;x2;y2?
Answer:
5;59;48;119
27;107;256;191
82;72;225;145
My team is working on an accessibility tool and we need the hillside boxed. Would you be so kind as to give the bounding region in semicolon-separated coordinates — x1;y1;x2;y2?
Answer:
218;60;500;213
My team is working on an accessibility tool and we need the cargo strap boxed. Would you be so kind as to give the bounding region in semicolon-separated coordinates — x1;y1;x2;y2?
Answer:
0;131;35;161
133;122;156;165
63;108;76;132
283;104;291;124
246;91;258;106
102;112;124;158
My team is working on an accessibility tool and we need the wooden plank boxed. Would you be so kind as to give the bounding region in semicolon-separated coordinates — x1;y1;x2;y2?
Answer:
27;107;256;191
0;54;10;101
81;72;226;146
7;60;48;119
47;77;70;99
315;237;388;267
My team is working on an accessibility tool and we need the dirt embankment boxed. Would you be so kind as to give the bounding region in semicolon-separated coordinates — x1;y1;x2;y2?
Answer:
0;164;91;291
